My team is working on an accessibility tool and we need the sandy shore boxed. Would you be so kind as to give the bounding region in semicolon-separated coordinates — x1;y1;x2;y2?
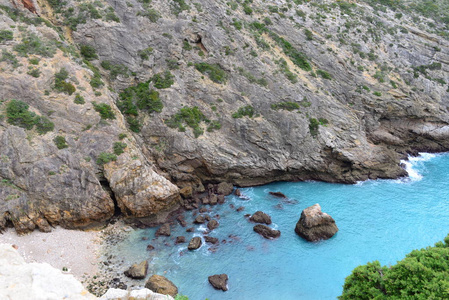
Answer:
0;227;101;282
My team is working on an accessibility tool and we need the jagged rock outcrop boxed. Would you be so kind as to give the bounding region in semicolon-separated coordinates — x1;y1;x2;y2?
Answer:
295;204;338;242
253;224;281;239
124;260;148;279
250;211;272;225
208;274;229;291
0;0;448;232
145;275;178;297
188;236;202;250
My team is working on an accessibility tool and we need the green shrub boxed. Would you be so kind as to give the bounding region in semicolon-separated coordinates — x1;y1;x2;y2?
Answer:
269;32;311;71
126;116;142;133
152;71;174;89
101;60;129;79
171;0;190;16
340;234;449;300
118;133;127;140
53;136;68;149
373;91;382;97
137;8;160;22
317;69;332;79
138;47;153;60
80;44;98;61
74;94;85;104
6;99;36;130
13;33;56;57
96;152;117;165
0;30;13;42
27;68;41;78
309;118;319;136
232;105;255;118
54;68;76;95
84;60;104;88
304;28;313;41
1;50;19;68
113;142;127;155
243;4;253;15
271;101;300;111
194;63;227;84
93;102;116;119
182;40;192;50
165;106;210;138
207;120;221;132
35;116;54;134
28;57;40;65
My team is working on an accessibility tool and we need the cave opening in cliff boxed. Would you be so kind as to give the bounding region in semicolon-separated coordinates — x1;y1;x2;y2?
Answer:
99;178;122;217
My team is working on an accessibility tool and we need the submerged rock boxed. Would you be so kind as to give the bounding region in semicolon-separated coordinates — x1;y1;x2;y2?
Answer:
204;236;219;244
145;275;178;297
269;191;287;198
175;236;186;244
155;223;171;237
188;237;202;250
250;211;272;225
253;225;281;239
208;274;229;291
124;260;148;279
194;215;206;224
207;220;219;231
295;204;338;242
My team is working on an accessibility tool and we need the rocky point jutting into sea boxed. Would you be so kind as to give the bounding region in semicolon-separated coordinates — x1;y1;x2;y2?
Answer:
0;0;448;297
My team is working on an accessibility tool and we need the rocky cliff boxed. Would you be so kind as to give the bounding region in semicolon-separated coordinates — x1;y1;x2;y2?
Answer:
0;0;448;233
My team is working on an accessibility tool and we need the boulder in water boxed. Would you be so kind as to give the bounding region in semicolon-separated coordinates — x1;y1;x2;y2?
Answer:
194;215;205;224
208;274;229;291
145;275;178;297
269;191;287;198
253;225;281;239
249;211;272;225
207;220;219;231
204;236;219;244
295;203;338;242
175;236;186;244
124;260;148;279
188;237;202;250
155;223;171;237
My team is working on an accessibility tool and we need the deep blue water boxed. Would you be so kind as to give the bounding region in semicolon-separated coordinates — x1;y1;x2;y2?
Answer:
112;153;449;300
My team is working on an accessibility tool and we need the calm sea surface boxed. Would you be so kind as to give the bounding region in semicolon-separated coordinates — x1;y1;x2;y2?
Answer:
111;153;449;299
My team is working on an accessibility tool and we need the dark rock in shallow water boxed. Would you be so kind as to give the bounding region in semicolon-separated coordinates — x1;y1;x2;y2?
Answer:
204;236;219;244
155;223;171;237
217;195;225;204
146;244;155;251
236;206;245;212
207;220;219;231
186;227;194;233
194;215;205;224
176;215;187;227
269;191;287;198
253;224;281;239
217;182;234;195
250;211;272;225
295;203;338;242
199;207;208;213
208;274;228;291
124;260;148;279
145;274;178;297
234;188;241;196
205;215;211;221
175;236;186;244
188;237;202;250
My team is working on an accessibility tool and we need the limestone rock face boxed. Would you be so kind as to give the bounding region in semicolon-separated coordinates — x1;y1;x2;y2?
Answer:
0;243;96;299
124;260;148;279
188;237;202;250
250;211;272;225
253;225;281;239
208;274;229;291
145;275;178;297
100;288;174;300
295;204;338;242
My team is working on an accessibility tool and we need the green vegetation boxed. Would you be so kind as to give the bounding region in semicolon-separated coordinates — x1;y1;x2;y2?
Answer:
340;234;449;299
74;94;85;104
54;68;76;95
137;7;160;22
118;133;127;140
165;106;209;138
96;152;117;165
138;47;153;60
194;63;227;84
92;102;115;120
117;81;163;132
304;28;313;41
6;99;54;134
317;69;332;80
182;40;192;50
0;30;13;42
13;34;56;58
271;102;300;111
80;45;98;61
1;50;19;68
101;60;129;80
53;136;68;149
113;142;127;155
237;67;268;87
152;71;175;89
309;118;319;137
171;0;190;16
27;68;41;78
207;120;221;132
83;60;104;89
232;105;255;118
373;91;382;97
277;58;297;83
28;57;40;65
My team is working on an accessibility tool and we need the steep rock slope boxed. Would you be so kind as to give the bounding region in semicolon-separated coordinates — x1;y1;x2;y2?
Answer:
0;0;448;232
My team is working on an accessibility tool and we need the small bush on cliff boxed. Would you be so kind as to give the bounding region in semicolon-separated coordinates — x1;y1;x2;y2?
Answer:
271;102;300;111
53;136;68;149
194;63;227;84
151;71;175;89
54;68;76;95
96;152;117;165
309;118;319;136
165;106;211;138
113;142;127;155
340;234;449;300
80;44;98;61
13;33;56;58
35;116;54;134
101;60;129;79
0;30;13;42
93;102;115;120
6;99;36;130
232;105;255;118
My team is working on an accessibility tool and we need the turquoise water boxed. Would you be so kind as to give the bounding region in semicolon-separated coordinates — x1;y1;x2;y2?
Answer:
114;153;449;300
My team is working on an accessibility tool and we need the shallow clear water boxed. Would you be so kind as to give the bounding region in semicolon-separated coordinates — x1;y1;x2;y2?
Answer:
113;153;449;300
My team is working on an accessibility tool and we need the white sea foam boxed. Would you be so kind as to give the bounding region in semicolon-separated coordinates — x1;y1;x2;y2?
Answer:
400;153;436;182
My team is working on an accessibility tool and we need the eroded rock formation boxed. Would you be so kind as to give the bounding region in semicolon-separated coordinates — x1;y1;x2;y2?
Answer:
295;204;338;242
